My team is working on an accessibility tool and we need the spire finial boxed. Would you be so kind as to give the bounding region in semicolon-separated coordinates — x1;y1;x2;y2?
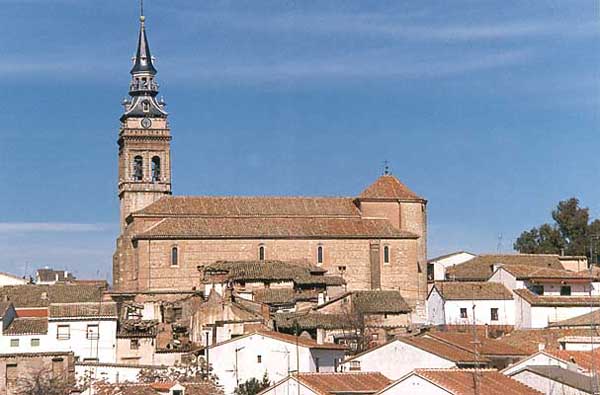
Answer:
140;0;145;23
383;160;391;176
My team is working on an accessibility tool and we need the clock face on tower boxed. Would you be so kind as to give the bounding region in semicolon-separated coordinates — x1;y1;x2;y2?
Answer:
141;117;152;129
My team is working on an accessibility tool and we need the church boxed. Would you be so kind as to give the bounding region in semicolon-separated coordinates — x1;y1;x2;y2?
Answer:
112;14;429;315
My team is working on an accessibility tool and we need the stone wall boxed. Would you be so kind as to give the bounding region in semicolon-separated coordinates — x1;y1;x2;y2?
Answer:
0;352;75;395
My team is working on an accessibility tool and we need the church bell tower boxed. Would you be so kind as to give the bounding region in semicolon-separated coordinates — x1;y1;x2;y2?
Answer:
118;11;171;230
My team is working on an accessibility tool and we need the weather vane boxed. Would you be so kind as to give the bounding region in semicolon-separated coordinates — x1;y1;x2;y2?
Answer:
140;0;145;21
383;160;390;175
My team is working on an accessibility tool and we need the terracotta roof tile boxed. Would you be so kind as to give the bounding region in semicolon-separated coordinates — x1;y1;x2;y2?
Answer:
4;318;47;335
135;217;417;240
514;289;600;307
426;333;528;356
135;196;362;217
254;288;318;305
445;254;564;281
49;302;118;319
0;284;105;308
413;368;543;395
496;328;598;354
297;372;391;394
501;264;594;280
545;349;600;373
549;310;600;328
433;282;513;300
400;336;488;364
359;175;423;201
94;381;222;395
352;290;411;314
275;312;351;330
203;260;345;286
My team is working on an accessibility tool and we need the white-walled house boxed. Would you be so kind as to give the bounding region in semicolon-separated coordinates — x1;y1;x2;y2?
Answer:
204;331;346;395
427;282;515;326
259;372;391;395
47;302;118;363
427;252;476;282
339;338;459;380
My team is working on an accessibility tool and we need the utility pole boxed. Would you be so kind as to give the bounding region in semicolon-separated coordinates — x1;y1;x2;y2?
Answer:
589;235;600;394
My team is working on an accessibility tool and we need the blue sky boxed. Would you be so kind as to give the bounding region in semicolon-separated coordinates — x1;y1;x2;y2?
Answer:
0;0;599;280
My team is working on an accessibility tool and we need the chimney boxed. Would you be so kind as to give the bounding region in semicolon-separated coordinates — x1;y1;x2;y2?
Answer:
538;343;545;351
317;292;325;305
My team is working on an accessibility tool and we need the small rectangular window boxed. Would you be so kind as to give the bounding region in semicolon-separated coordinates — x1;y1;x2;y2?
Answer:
57;325;70;340
315;357;320;372
531;285;544;295
427;263;435;281
460;308;468;319
9;339;19;347
257;355;262;363
317;246;324;265
86;324;99;340
130;339;140;350
560;286;571;296
490;308;499;321
31;338;40;347
349;361;361;371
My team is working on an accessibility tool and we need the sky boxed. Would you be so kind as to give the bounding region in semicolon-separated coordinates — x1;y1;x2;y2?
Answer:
0;0;599;280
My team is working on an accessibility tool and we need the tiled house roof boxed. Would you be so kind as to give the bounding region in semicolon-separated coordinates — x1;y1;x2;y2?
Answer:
0;284;105;308
549;310;600;328
49;302;118;319
544;349;600;373
445;254;564;281
133;196;362;218
4;318;48;335
352;290;411;314
359;175;423;201
295;372;391;394
426;333;528;356
411;368;543;395
94;381;223;395
202;260;345;286
514;289;600;307
433;282;513;300
254;288;318;305
275;312;352;330
500;264;595;280
495;328;599;354
399;337;488;364
134;217;418;240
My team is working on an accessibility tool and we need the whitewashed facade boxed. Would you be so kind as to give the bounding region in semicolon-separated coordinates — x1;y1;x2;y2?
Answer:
340;338;456;380
204;332;345;395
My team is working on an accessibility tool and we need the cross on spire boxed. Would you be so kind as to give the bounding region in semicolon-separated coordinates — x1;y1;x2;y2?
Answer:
140;0;144;21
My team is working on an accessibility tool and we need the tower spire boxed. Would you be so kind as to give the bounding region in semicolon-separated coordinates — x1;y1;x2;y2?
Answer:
121;1;167;121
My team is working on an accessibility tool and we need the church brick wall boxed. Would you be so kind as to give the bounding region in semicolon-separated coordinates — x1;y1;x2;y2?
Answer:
120;237;421;309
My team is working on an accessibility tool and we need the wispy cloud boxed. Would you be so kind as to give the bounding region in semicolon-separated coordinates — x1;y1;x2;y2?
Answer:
0;222;111;233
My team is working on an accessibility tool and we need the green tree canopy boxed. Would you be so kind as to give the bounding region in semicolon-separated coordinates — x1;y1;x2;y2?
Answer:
514;198;600;259
234;372;271;395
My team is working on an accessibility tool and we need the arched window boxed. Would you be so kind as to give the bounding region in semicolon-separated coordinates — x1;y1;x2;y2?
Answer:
171;246;178;266
133;156;143;181
383;246;390;265
258;245;265;261
151;156;161;182
142;100;150;112
317;246;324;265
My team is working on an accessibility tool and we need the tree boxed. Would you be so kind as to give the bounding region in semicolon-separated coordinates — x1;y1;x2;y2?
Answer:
234;372;271;395
137;355;218;384
514;198;600;259
15;369;71;395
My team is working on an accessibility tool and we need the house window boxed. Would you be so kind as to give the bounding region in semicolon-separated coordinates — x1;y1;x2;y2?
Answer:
9;339;19;347
531;285;544;295
172;391;183;395
315;357;320;372
490;308;499;321
130;339;140;350
460;308;468;319
560;286;572;296
349;361;361;371
171;246;179;266
257;355;262;363
86;324;99;340
6;364;17;391
383;246;390;264
31;338;40;347
317;246;324;265
57;325;70;340
258;245;265;261
133;156;144;181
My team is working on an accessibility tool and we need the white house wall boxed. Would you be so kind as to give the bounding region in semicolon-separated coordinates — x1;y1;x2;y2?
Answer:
340;340;456;380
426;288;445;326
432;252;476;281
443;299;515;326
260;378;318;395
502;353;572;376
379;374;452;395
48;320;117;363
530;306;599;328
510;370;588;395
